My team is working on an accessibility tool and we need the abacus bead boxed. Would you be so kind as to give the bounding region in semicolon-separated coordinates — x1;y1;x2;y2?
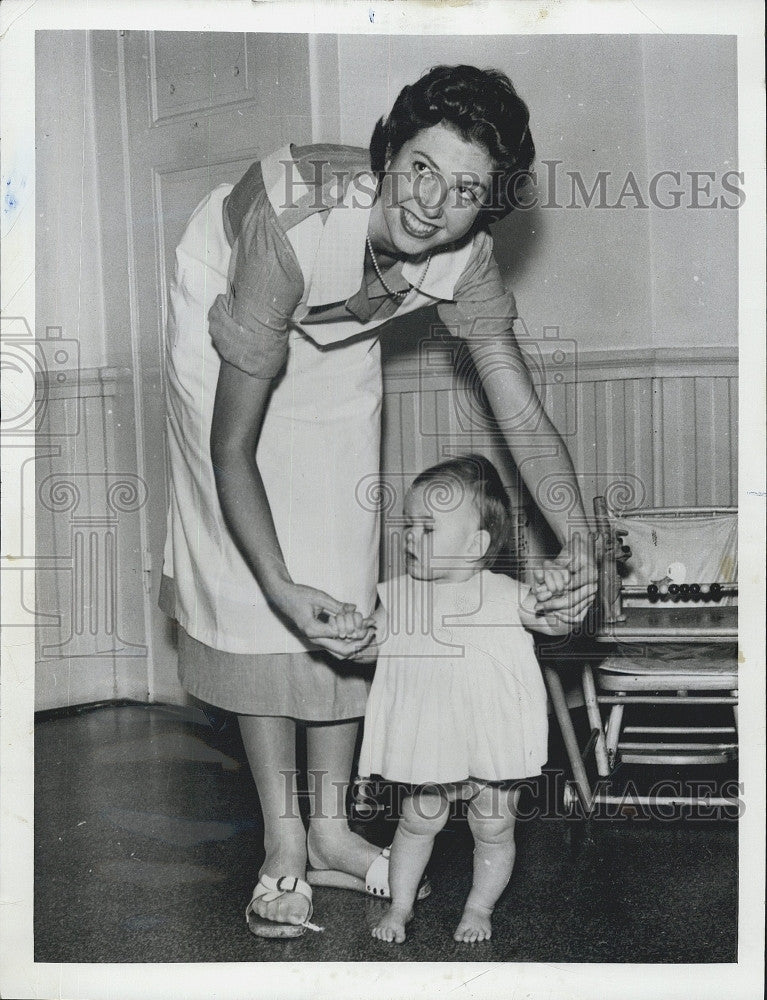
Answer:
710;583;722;598
648;584;659;597
690;584;701;596
659;584;669;595
680;584;690;595
700;584;710;595
669;584;680;596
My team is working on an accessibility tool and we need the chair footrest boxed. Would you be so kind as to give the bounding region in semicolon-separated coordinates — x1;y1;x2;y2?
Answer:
623;725;736;735
599;694;737;704
620;750;736;765
619;741;737;752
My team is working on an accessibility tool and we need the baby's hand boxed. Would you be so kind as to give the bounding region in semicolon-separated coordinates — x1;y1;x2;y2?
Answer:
332;605;375;640
532;565;571;607
334;607;377;663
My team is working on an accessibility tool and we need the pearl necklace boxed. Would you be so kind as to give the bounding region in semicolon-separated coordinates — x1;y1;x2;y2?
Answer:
365;235;432;301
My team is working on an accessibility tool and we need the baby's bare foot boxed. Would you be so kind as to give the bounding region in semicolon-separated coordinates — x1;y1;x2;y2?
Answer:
371;904;412;944
453;903;493;943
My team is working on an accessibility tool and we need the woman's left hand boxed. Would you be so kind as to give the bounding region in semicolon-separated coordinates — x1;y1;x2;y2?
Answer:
533;531;597;622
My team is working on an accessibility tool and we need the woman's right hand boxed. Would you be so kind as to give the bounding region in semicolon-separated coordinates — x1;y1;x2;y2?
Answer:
272;581;375;659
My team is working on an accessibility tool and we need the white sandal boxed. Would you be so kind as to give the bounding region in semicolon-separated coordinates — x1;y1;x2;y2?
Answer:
245;874;320;938
307;846;432;900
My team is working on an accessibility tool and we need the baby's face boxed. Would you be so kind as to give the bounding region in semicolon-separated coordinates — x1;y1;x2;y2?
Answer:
402;481;485;583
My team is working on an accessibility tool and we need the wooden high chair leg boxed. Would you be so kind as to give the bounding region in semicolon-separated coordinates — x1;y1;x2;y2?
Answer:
605;703;624;768
582;664;610;776
731;690;738;734
544;666;593;814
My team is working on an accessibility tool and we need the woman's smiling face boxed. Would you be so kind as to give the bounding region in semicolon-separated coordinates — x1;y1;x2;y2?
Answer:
372;123;496;257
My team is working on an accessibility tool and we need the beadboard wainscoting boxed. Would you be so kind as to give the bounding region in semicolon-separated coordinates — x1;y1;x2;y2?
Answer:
35;367;150;711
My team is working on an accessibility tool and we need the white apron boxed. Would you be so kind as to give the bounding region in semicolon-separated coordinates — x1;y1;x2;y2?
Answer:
162;146;475;655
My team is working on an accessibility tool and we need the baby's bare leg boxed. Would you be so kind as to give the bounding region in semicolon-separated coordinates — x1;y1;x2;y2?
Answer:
371;790;450;944
454;785;521;943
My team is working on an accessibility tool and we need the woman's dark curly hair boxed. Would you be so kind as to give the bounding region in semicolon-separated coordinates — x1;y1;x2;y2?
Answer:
369;65;535;222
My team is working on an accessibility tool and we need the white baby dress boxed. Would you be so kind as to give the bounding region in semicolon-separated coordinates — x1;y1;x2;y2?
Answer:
358;570;549;786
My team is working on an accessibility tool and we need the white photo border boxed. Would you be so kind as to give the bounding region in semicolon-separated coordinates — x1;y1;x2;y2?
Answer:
1;2;764;998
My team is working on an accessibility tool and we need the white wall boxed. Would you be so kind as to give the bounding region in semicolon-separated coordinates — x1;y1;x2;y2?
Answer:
642;35;738;349
36;32;106;368
334;33;738;354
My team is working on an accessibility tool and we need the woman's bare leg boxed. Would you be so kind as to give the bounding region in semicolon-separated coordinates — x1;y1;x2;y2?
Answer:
372;790;450;943
305;720;381;878
454;786;521;943
238;714;311;925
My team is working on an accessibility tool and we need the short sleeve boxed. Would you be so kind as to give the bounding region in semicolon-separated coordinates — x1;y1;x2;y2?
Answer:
436;229;518;343
208;170;304;378
487;572;532;628
509;575;533;617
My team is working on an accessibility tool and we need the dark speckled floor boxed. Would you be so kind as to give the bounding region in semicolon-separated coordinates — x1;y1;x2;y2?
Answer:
34;702;737;963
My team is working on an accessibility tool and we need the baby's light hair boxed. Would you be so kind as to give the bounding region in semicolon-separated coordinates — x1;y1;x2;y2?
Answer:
411;454;510;569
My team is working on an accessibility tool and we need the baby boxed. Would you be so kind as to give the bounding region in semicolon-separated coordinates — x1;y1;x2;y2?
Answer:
335;455;587;943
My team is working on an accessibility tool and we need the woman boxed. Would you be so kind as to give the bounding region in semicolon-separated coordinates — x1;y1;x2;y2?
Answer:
160;65;596;937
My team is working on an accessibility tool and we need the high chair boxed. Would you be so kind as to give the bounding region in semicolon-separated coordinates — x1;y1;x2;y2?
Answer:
544;500;738;815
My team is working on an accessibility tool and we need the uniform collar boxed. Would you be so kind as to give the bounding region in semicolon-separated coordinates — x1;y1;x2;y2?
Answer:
305;172;375;307
341;235;476;324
